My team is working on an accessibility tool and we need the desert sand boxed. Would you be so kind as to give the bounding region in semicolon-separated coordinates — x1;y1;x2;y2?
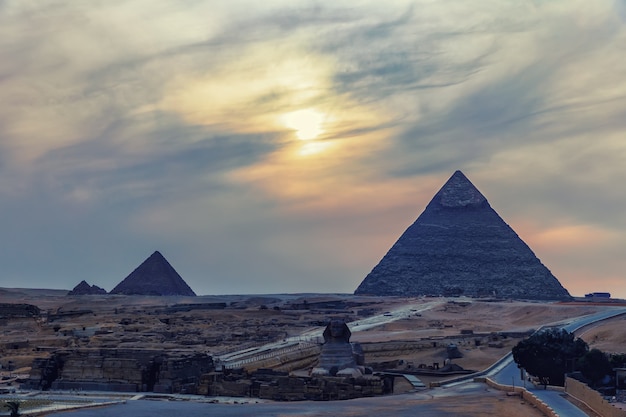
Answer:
1;289;624;417
0;289;623;376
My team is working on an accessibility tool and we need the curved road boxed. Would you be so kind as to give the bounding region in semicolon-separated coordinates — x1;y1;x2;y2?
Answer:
43;383;519;417
485;307;626;417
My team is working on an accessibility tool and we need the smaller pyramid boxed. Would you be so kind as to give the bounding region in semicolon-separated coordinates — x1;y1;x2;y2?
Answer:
110;251;196;296
68;280;107;295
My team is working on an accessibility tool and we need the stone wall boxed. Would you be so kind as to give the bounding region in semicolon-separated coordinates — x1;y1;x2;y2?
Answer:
565;377;626;417
360;338;481;362
480;377;559;417
360;340;437;357
156;352;214;393
0;303;40;318
24;348;213;394
257;375;384;401
223;343;320;372
199;371;385;401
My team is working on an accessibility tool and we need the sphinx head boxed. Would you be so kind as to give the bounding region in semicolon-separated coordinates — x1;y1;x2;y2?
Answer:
323;319;351;343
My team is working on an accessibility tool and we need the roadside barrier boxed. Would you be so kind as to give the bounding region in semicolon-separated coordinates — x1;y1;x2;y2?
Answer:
480;377;559;417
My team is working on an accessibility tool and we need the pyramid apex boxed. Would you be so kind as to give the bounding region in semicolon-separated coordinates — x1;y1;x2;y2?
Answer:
435;170;486;208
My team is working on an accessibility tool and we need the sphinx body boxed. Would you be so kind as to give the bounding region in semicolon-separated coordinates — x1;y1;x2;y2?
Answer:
311;319;365;377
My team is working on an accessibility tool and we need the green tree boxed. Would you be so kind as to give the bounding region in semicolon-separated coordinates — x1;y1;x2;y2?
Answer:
4;401;21;417
609;353;626;368
577;348;612;387
512;328;588;387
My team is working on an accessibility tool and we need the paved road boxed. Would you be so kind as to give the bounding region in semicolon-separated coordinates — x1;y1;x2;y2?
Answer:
487;307;626;417
560;308;626;332
47;383;511;417
218;300;444;367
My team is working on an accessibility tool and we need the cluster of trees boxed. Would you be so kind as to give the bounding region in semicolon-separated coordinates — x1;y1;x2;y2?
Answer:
512;328;624;387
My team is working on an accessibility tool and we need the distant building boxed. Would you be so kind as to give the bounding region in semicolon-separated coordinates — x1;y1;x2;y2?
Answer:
584;292;611;301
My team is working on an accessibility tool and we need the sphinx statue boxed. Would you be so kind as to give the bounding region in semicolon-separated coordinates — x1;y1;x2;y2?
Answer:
311;319;365;377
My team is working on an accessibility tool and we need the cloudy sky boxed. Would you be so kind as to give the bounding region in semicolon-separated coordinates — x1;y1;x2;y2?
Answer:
1;0;625;298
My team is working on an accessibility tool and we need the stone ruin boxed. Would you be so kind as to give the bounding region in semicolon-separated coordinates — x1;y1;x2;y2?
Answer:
24;348;213;394
0;303;40;318
198;320;387;401
200;368;387;401
311;319;369;378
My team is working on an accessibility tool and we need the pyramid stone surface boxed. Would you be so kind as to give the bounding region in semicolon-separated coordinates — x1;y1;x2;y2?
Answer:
68;280;107;295
110;251;196;296
355;171;571;300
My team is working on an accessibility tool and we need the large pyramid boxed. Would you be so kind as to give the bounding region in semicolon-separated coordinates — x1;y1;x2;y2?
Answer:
110;251;196;296
354;171;571;300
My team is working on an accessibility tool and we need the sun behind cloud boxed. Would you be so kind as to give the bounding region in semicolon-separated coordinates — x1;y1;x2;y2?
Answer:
281;109;325;140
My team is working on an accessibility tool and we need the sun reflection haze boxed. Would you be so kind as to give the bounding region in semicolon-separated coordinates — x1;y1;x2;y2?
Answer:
281;109;326;140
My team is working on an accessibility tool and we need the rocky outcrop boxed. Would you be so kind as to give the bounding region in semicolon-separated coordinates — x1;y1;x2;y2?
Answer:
110;251;196;296
355;171;571;300
0;303;40;318
67;281;107;295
